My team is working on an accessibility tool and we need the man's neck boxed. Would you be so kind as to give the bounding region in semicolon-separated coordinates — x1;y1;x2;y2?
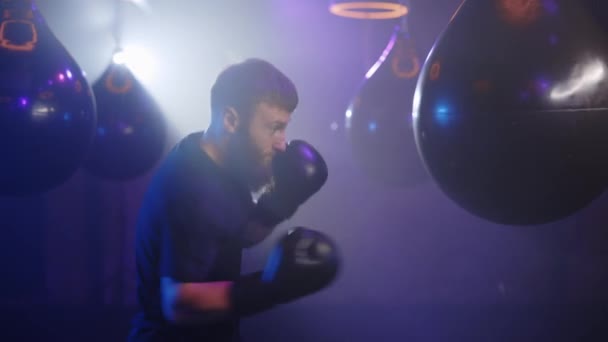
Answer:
200;129;227;167
199;128;260;193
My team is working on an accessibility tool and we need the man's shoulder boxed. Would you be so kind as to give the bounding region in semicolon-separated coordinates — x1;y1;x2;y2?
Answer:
154;131;213;181
172;131;216;172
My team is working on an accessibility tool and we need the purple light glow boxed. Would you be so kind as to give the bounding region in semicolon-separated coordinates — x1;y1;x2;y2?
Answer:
543;0;559;15
365;33;397;79
300;145;315;160
536;78;551;93
549;34;558;46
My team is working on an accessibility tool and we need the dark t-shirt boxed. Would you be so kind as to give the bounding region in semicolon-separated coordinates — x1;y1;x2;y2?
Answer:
128;131;255;342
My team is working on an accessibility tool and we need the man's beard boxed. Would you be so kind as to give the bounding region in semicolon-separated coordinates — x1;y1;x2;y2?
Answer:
225;132;274;192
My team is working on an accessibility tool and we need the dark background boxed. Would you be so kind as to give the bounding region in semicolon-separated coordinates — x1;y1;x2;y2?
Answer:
2;0;608;341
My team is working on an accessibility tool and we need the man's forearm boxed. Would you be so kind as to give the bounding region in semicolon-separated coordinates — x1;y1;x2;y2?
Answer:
162;278;234;324
162;274;277;324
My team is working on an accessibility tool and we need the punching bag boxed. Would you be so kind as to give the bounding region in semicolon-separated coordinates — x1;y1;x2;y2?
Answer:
413;0;608;225
0;0;97;196
347;24;428;187
82;61;166;181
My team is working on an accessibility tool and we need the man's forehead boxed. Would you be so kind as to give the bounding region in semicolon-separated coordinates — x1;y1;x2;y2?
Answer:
255;102;291;122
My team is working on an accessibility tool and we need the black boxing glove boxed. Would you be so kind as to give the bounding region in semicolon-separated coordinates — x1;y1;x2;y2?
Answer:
261;227;340;303
251;140;328;227
230;227;340;317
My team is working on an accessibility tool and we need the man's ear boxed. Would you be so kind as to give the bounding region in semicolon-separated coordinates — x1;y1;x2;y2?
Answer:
223;107;240;134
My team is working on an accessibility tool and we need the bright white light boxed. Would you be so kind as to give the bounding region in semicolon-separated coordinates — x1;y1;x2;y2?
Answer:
550;58;606;101
32;104;50;120
124;0;151;13
112;46;157;83
365;35;396;79
412;84;422;120
112;50;127;65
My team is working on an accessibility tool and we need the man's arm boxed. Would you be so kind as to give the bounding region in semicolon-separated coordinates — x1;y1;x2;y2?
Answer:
161;227;340;325
240;139;329;248
159;198;236;325
160;212;280;324
158;191;276;324
161;277;233;324
161;139;330;324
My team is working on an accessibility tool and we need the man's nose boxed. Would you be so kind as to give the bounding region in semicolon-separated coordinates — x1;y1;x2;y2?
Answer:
274;139;287;152
274;131;287;151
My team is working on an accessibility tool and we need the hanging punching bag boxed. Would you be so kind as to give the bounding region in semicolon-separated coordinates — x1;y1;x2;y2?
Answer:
347;24;428;187
413;0;608;225
0;0;97;196
82;60;166;181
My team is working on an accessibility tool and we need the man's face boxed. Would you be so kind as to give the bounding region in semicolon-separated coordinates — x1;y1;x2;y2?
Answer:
228;101;291;190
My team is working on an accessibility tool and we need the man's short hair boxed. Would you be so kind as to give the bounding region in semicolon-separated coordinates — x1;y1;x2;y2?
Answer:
210;58;299;122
